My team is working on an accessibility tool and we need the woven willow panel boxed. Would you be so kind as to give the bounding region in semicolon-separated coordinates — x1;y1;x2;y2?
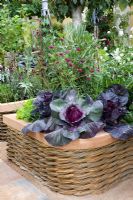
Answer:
0;113;8;142
7;127;133;196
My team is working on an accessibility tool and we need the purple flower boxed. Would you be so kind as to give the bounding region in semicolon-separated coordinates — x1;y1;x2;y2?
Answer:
79;59;85;64
68;62;73;67
77;68;83;73
65;50;70;54
76;47;81;51
65;58;71;63
90;68;94;73
96;67;100;72
58;52;64;56
49;45;55;49
65;105;83;125
86;76;91;81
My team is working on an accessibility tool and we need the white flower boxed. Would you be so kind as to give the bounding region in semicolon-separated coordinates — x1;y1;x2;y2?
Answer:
130;27;133;32
115;56;121;62
118;29;124;36
120;53;124;57
115;48;120;54
104;47;108;51
111;48;122;62
129;35;133;39
107;31;111;34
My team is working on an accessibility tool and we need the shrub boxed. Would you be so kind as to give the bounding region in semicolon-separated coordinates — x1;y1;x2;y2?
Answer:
0;84;14;103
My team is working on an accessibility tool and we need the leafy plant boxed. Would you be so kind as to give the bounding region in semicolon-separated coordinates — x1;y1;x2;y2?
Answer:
43;25;105;98
21;85;133;146
0;67;45;103
18;81;33;98
0;84;14;103
100;84;133;140
22;89;104;146
31;91;53;119
106;124;133;140
123;103;133;125
17;99;37;122
96;44;133;103
0;5;24;55
1;0;41;17
49;0;133;27
41;24;133;101
98;84;128;125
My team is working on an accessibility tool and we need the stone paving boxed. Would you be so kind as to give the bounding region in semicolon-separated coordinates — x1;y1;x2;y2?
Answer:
1;142;133;200
0;159;48;200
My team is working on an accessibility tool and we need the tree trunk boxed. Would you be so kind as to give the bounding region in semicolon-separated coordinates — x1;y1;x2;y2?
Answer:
72;6;82;27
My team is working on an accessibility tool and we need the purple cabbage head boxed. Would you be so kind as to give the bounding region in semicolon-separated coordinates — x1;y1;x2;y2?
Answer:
34;91;53;106
64;105;84;125
109;84;129;106
98;84;128;125
32;91;53;119
22;89;104;147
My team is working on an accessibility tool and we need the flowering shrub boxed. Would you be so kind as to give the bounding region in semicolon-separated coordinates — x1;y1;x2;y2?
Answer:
43;26;105;98
43;25;133;102
98;45;133;103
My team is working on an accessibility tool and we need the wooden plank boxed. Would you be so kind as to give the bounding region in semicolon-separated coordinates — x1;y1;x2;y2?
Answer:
0;100;26;113
3;114;117;150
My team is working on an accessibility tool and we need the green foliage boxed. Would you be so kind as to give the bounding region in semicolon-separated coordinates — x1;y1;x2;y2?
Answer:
49;0;86;21
99;45;133;102
43;25;104;98
0;84;14;103
49;0;133;22
17;99;37;122
0;11;46;103
0;5;24;61
0;68;44;103
18;1;41;17
123;104;133;125
1;0;41;17
41;24;133;100
9;72;44;101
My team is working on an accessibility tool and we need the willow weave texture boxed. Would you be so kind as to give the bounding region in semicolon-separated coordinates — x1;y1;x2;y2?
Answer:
7;127;133;196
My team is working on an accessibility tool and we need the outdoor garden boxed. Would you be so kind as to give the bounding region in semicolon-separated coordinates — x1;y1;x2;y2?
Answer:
0;0;133;199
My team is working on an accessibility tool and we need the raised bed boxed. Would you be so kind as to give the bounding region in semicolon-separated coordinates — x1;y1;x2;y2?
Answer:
3;113;133;196
0;101;25;141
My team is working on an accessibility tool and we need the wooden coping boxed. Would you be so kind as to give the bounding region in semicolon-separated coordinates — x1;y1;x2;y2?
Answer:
0;100;26;113
3;114;117;150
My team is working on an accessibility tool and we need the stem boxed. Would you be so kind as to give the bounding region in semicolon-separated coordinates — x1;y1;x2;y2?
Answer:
94;25;99;39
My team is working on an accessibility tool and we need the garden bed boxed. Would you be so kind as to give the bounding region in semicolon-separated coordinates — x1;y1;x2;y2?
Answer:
3;113;133;196
0;101;25;141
